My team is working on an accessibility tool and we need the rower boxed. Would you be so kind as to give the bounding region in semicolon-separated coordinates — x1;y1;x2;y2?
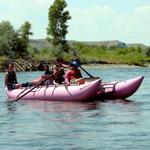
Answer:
52;59;66;84
41;65;54;85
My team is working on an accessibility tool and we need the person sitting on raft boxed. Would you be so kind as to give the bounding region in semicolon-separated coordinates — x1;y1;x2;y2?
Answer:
40;65;53;85
5;64;36;90
64;61;85;86
5;64;20;90
52;59;67;84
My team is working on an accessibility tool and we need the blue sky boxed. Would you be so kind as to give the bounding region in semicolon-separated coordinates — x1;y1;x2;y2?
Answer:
1;0;150;45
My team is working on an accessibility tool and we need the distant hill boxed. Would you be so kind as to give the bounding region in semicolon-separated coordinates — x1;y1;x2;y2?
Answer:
127;43;147;49
29;39;51;49
79;40;127;48
29;39;147;50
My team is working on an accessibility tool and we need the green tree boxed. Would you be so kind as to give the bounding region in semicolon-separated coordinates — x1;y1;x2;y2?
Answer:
0;21;18;57
18;21;33;58
145;47;150;57
47;0;71;54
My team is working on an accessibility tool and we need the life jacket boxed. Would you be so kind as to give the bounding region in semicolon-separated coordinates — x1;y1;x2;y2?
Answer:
69;69;82;80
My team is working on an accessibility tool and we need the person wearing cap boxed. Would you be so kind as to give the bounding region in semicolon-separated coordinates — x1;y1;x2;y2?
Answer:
64;61;85;86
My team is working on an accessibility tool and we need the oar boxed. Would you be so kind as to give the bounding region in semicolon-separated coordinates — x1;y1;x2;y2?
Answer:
13;67;64;102
79;65;94;78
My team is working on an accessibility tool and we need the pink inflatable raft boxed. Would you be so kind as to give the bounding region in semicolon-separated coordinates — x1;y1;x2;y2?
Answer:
5;79;101;102
96;76;144;99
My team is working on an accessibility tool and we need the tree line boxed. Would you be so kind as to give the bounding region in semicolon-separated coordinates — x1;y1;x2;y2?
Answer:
0;21;32;59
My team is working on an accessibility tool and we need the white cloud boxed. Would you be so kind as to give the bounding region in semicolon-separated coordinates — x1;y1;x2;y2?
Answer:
0;0;54;6
1;1;150;44
0;0;54;38
134;5;150;16
67;5;150;45
30;0;54;6
68;6;116;39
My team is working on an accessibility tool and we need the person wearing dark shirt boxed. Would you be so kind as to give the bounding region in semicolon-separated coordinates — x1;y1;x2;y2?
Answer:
5;64;20;90
52;59;66;84
41;65;53;85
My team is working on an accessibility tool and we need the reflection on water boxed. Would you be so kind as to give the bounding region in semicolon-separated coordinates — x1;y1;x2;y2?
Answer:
4;99;141;144
5;98;139;122
5;99;139;126
22;100;101;111
104;99;134;104
5;99;137;115
6;99;135;112
6;101;17;112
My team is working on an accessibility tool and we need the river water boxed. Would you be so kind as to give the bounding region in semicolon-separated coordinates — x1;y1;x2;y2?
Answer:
0;67;149;150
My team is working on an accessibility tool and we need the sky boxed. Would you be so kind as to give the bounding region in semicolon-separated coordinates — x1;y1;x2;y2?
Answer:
0;0;150;45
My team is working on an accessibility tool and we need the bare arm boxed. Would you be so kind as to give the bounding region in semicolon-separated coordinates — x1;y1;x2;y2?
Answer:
5;72;9;85
64;70;71;86
62;64;70;68
52;65;57;73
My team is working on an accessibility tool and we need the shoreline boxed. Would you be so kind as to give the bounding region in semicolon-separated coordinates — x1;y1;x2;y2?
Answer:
0;62;144;72
81;63;141;69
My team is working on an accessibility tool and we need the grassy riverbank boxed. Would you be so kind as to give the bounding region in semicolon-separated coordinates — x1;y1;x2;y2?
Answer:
27;41;150;67
70;42;150;66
